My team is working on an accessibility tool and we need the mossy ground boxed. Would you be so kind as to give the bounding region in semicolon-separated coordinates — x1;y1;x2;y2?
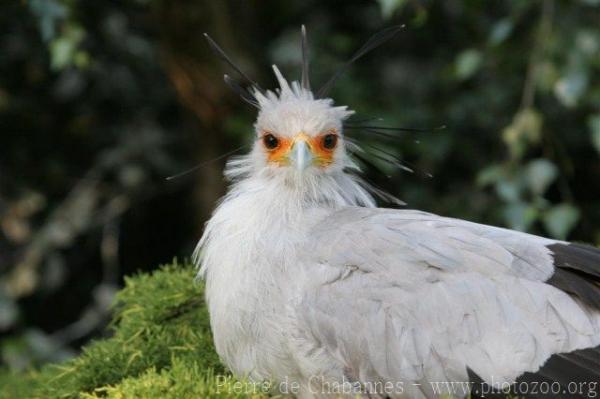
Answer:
0;262;270;398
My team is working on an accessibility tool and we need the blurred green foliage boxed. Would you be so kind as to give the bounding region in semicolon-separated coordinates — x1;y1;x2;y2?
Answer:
1;0;599;386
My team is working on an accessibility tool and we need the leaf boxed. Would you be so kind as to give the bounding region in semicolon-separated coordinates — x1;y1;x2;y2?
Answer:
502;108;543;159
554;70;588;108
588;113;600;154
476;164;504;187
503;202;538;232
576;29;599;56
49;24;86;71
495;179;521;202
537;61;559;92
455;49;482;80
0;295;18;330
525;158;558;195
377;0;408;19
489;19;513;46
543;203;580;239
28;0;68;42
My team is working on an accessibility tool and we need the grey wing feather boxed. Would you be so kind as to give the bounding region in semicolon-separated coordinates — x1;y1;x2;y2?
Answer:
309;207;557;280
292;207;600;398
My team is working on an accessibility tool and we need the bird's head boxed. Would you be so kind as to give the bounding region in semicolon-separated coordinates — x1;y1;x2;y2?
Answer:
203;26;406;207
250;66;353;177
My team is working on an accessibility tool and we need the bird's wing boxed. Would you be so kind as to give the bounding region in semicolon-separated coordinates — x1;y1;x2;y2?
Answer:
292;207;600;398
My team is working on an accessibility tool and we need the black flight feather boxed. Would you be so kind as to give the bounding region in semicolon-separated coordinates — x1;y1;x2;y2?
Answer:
515;345;600;398
467;367;512;399
548;243;600;279
468;344;600;399
546;243;600;311
546;268;600;310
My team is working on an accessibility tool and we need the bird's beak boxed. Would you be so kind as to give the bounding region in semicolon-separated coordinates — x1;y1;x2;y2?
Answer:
289;137;314;171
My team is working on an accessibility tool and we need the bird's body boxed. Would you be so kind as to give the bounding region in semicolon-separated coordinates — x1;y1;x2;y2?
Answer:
199;179;600;398
197;28;600;398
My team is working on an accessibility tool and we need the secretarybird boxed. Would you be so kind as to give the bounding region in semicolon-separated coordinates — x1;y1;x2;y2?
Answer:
195;26;600;398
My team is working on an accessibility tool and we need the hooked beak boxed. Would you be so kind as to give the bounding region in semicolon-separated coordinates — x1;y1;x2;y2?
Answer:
289;139;314;171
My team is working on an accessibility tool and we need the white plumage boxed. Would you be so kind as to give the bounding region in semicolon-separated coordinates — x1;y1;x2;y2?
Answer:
196;28;600;398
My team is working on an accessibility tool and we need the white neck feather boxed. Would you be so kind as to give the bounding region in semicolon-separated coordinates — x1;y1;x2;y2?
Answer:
195;162;376;279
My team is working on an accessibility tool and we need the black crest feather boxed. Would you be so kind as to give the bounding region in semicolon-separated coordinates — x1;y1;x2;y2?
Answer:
317;25;405;98
301;25;311;91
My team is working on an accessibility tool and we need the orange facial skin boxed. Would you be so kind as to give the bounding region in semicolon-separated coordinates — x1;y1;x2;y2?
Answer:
262;129;338;168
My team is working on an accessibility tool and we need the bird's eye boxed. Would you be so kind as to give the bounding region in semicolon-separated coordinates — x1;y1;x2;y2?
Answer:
322;134;338;150
262;134;279;150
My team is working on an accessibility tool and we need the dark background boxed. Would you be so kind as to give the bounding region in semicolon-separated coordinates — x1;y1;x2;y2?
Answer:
1;0;599;372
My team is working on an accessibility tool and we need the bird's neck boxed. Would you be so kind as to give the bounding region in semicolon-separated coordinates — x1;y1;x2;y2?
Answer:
196;171;375;277
216;171;375;232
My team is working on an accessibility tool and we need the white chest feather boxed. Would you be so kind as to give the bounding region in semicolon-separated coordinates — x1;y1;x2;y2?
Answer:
196;173;366;379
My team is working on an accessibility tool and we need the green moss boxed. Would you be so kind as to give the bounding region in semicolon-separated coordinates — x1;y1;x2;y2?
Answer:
0;261;234;399
80;358;270;399
0;368;44;398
